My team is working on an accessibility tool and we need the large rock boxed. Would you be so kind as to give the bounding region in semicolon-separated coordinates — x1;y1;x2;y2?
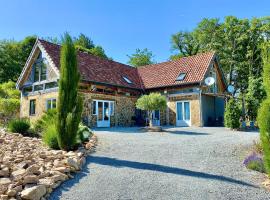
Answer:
0;178;11;195
66;158;80;171
26;165;40;175
0;167;9;177
11;169;26;181
23;175;38;184
0;178;11;185
21;185;46;200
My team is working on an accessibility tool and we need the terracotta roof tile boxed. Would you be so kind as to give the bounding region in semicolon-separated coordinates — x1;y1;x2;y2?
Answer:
138;52;216;89
39;39;143;89
38;39;215;90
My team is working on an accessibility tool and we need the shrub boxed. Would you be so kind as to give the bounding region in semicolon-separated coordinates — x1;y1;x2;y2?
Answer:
224;98;241;129
258;99;270;174
33;109;57;134
42;123;59;149
8;118;30;134
243;152;265;173
76;123;93;144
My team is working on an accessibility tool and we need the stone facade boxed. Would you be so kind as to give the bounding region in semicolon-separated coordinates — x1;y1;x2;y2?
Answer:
20;91;58;122
81;92;138;127
20;90;203;127
167;94;201;126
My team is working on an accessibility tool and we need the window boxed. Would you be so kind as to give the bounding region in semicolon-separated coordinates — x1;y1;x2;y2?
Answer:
40;63;47;81
92;101;97;115
29;99;36;115
33;53;47;82
33;84;43;91
45;81;58;89
46;98;56;110
110;102;114;116
176;73;186;81
123;76;132;84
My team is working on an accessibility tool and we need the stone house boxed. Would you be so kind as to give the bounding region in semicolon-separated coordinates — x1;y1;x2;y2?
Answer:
16;39;227;128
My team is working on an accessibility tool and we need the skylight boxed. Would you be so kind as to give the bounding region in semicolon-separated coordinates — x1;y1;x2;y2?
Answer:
123;76;133;84
176;73;186;81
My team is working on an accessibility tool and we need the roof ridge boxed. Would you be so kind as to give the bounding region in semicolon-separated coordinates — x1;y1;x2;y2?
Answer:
138;51;216;70
38;38;136;69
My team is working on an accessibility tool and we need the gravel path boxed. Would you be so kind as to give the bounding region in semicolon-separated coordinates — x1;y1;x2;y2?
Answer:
50;127;270;200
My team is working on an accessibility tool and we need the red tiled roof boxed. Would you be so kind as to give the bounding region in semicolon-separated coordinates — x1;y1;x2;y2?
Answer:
137;52;216;89
38;39;215;90
39;39;143;89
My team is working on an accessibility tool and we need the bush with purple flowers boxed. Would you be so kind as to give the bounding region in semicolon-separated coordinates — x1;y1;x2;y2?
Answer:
243;152;265;173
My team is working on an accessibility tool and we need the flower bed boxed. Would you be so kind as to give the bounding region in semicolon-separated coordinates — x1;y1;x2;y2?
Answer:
0;129;97;200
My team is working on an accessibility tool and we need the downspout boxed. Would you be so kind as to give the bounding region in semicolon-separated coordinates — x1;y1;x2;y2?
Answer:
199;83;203;127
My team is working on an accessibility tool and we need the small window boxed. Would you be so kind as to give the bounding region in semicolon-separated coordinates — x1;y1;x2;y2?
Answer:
123;76;132;84
92;101;97;115
34;84;43;91
29;99;36;115
45;81;58;89
110;102;114;116
176;73;186;81
46;98;57;110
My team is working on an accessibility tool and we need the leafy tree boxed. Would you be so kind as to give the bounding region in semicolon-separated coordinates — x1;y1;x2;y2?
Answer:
75;45;108;59
224;98;241;129
258;42;270;174
170;31;200;58
0;81;20;126
136;93;166;127
74;33;95;49
245;77;266;120
127;48;155;67
0;36;36;83
57;33;83;150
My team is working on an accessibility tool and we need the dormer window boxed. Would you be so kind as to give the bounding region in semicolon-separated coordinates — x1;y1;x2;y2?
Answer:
123;76;132;84
176;73;186;81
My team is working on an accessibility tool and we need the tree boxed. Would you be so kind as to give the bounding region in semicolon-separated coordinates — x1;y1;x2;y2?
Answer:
0;36;36;83
245;77;266;120
0;81;20;125
74;33;94;49
75;45;108;59
258;41;270;174
136;93;166;127
224;98;241;129
127;48;155;67
57;33;83;150
170;31;200;59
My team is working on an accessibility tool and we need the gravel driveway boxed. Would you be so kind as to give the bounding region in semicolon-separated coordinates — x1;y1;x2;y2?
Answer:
50;127;270;200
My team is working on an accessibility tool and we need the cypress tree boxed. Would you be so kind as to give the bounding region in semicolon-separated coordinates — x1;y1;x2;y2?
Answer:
57;33;83;150
258;42;270;174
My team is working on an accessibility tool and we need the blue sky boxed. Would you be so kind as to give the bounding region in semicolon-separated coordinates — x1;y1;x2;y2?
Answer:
0;0;269;64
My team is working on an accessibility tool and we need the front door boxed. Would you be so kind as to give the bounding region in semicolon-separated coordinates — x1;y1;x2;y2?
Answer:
176;101;191;126
152;110;160;126
97;101;110;127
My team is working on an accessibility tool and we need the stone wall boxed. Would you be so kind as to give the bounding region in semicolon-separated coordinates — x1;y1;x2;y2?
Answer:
20;91;58;122
167;94;201;127
81;92;138;127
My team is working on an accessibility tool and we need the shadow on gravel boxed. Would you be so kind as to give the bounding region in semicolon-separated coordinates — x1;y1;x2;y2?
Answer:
89;156;257;188
164;130;209;136
49;161;90;200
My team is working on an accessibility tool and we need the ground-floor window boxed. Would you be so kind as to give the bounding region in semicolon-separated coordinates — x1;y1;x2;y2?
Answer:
29;99;36;115
46;98;56;110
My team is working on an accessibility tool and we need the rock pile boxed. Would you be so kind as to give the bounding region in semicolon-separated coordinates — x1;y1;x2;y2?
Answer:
0;129;97;200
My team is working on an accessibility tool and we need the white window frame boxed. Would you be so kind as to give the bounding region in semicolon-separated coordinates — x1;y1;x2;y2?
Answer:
92;100;115;116
46;98;56;111
122;76;132;84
